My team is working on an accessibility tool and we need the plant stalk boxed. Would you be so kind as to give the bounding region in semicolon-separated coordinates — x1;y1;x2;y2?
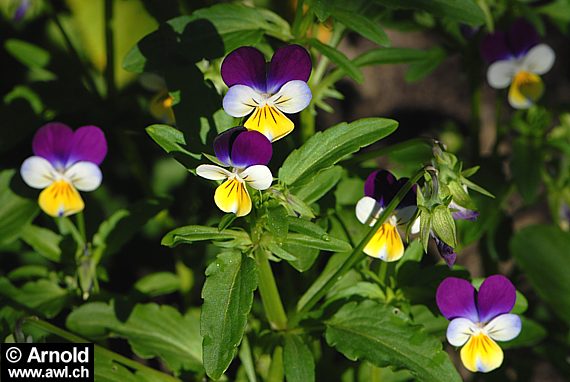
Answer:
104;0;116;100
255;248;288;330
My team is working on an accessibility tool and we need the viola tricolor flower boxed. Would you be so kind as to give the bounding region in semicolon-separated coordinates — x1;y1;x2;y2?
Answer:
355;170;417;261
12;0;30;21
221;45;312;142
196;127;273;217
436;275;522;373
481;19;555;109
20;123;107;217
139;73;175;124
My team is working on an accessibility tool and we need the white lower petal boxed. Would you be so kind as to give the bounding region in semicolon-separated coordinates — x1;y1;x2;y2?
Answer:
484;313;522;342
64;161;102;191
270;80;312;114
196;164;232;181
355;196;382;226
410;216;420;235
239;165;273;190
447;317;477;347
522;44;555;75
20;156;57;189
487;60;517;89
222;85;262;117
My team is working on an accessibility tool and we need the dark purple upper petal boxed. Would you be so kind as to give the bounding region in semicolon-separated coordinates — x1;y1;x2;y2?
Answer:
68;126;107;165
436;277;478;322
230;130;272;168
13;0;30;21
266;44;312;94
452;208;479;221
32;122;74;169
364;170;416;209
221;47;267;92
213;127;272;168
477;274;516;323
480;31;511;64
508;19;540;58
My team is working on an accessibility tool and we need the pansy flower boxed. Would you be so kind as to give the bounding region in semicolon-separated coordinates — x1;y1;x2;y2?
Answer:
221;45;312;142
20;123;107;217
196;127;273;217
436;275;522;373
355;170;417;261
139;73;175;124
481;19;555;109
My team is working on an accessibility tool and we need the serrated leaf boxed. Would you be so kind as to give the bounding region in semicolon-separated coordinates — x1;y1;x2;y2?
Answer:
308;39;363;82
325;301;461;381
201;252;258;379
267;205;289;239
0;278;69;318
284;334;315;382
279;118;397;186
146;124;200;160
162;225;251;247
431;205;456;247
67;302;202;373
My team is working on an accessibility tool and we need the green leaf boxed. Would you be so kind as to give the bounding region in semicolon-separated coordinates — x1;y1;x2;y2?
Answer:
267;205;289;239
0;278;69;318
287;233;351;252
5;39;50;68
0;170;39;245
162;225;251;247
135;272;181;297
146;124;200;160
511;137;542;204
329;8;390;46
283;334;315;382
353;47;428;66
94;349;158;382
67;302;202;373
201;252;258;380
290;166;343;204
20;225;62;262
405;48;446;82
308;38;363;82
280;244;320;272
280;118;397;186
431;205;456;247
325;301;461;381
510;225;570;325
373;0;485;25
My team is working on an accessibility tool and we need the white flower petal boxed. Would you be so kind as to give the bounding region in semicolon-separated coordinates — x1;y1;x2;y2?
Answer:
522;44;555;75
410;216;420;235
484;313;522;342
196;164;232;181
222;85;262;117
355;196;382;227
270;80;312;114
20;156;56;189
64;161;102;191
240;165;273;190
487;60;517;89
447;317;477;347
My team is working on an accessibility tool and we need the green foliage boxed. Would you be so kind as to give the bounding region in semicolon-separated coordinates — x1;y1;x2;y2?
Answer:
325;301;462;381
373;0;486;25
283;334;315;382
201;251;257;380
0;170;38;246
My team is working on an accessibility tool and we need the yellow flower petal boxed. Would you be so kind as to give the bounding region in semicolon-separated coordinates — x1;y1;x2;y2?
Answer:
38;180;85;217
460;333;504;373
214;178;252;217
508;71;544;109
363;223;404;261
150;91;175;124
244;105;294;142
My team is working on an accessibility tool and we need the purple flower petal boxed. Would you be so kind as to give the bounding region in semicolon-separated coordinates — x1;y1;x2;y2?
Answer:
266;45;311;94
67;126;107;166
13;0;30;21
230;130;272;168
213;127;272;168
221;47;267;92
364;170;397;207
508;19;540;58
477;275;516;323
213;127;246;167
480;31;511;64
434;236;457;268
436;277;478;322
32;123;74;169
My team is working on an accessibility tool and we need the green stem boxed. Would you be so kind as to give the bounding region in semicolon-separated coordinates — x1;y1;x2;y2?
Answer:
21;317;181;382
266;346;284;382
378;261;388;285
295;167;427;318
255;248;288;330
104;0;116;100
291;0;305;38
76;212;86;243
59;217;84;248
